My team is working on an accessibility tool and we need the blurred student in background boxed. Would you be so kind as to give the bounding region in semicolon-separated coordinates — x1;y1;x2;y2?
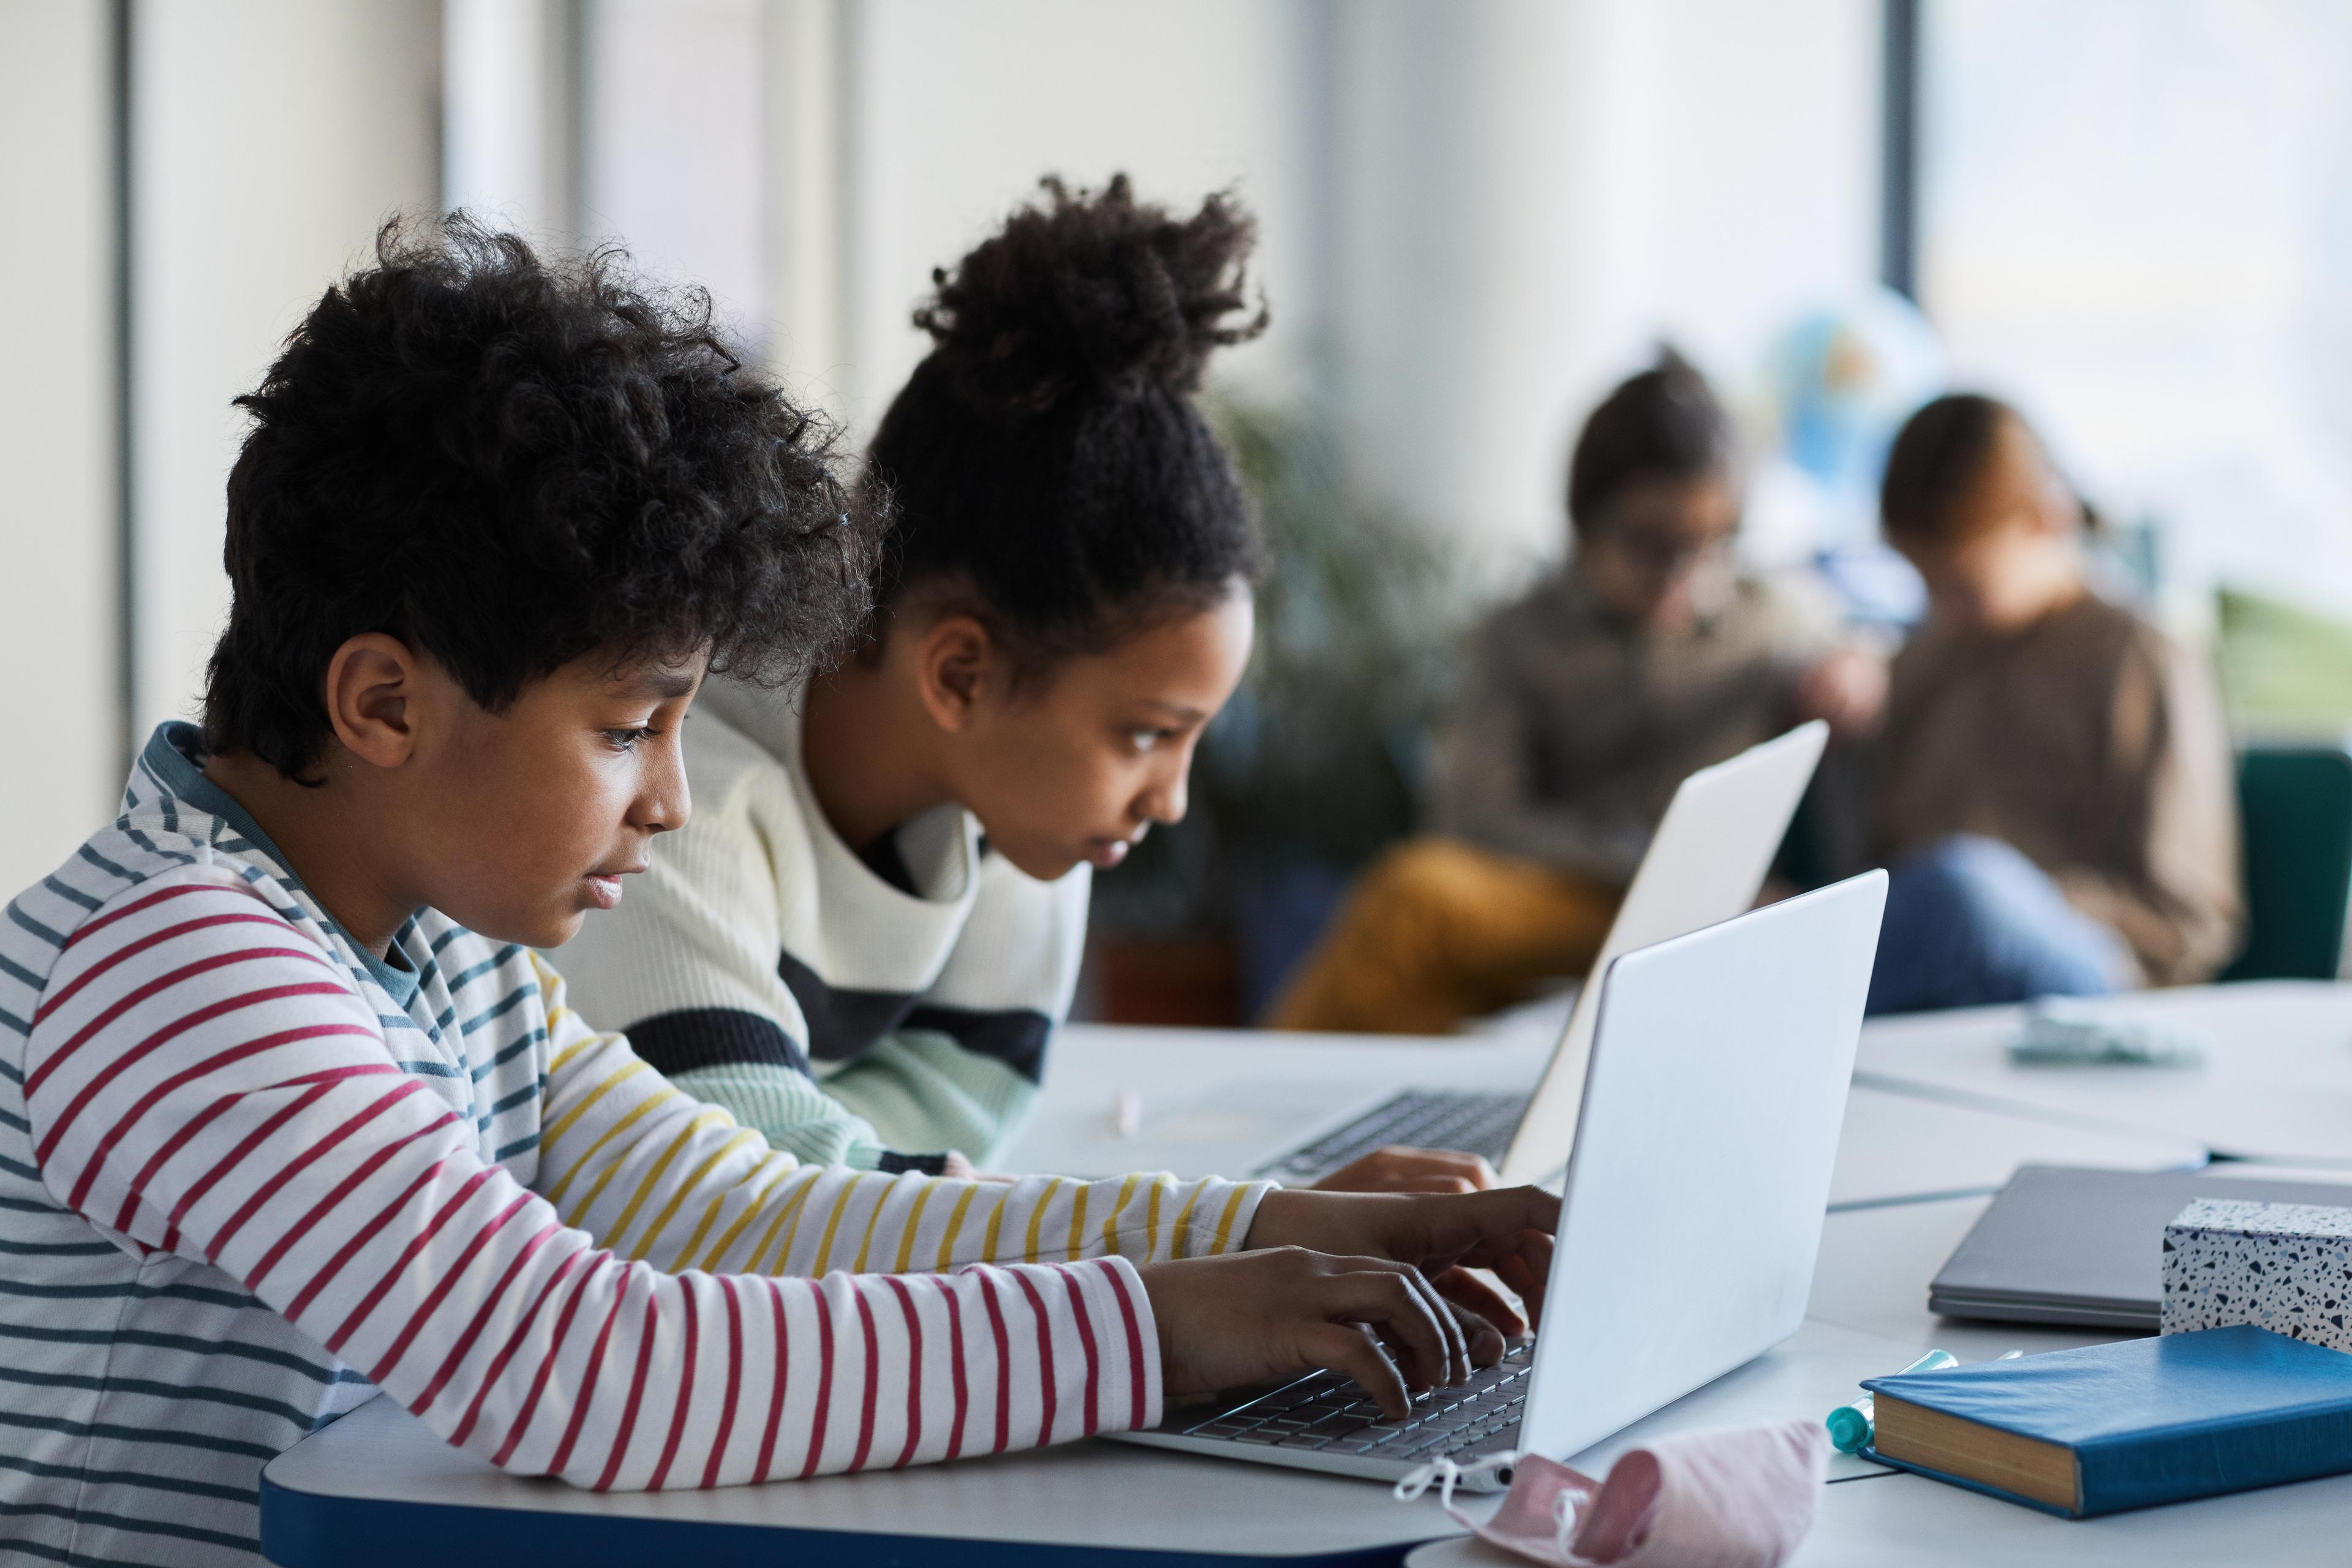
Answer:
1270;352;1883;1035
1862;393;2241;1013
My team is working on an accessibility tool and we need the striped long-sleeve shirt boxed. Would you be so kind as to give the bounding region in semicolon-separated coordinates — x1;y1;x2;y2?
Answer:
0;723;1267;1568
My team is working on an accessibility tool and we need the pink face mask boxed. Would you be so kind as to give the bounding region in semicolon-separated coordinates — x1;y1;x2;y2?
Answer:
1393;1420;1830;1567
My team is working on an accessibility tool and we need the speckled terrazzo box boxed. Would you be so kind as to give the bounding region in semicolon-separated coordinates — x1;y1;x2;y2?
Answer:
2161;1199;2352;1351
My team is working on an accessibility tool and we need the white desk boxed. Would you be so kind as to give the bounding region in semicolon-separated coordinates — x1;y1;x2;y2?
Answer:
1855;980;2352;1163
1407;1466;2352;1568
262;1318;1930;1568
1408;1195;2352;1568
258;1004;2300;1567
1012;1025;2205;1210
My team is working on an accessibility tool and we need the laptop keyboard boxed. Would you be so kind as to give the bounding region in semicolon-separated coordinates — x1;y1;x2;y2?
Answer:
1167;1341;1534;1463
1252;1089;1528;1183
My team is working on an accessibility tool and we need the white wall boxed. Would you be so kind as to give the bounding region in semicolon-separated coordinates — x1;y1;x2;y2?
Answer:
0;0;121;895
129;0;442;737
1329;0;1882;567
481;0;1882;571
837;0;1315;426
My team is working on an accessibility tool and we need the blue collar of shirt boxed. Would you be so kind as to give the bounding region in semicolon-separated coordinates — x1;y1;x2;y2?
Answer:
141;722;423;1008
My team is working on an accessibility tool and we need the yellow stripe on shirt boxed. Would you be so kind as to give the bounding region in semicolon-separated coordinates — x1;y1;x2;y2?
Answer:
933;1185;981;1273
1099;1174;1140;1259
1208;1183;1251;1254
1022;1178;1065;1263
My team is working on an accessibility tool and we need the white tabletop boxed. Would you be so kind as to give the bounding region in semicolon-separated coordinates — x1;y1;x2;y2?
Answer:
1406;1465;2352;1568
1012;1025;2206;1210
263;1316;1930;1564
1853;980;2352;1163
261;991;2321;1566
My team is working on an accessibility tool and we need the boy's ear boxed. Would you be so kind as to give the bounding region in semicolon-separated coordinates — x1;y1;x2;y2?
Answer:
913;614;999;734
321;633;424;769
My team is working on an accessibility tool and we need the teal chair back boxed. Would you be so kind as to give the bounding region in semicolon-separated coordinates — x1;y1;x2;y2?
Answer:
2223;745;2352;982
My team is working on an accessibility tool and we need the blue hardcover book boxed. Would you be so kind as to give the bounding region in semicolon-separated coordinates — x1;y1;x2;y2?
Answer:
1860;1327;2352;1518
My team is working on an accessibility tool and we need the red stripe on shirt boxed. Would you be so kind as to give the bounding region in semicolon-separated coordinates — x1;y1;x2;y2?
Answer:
368;1190;536;1383
414;1219;564;1417
194;1065;413;1256
595;1291;663;1491
797;1286;835;1479
50;878;258;961
752;1282;789;1483
701;1277;744;1490
483;1246;606;1461
1012;1268;1062;1447
1102;1257;1151;1430
323;1166;494;1354
548;1265;632;1477
34;973;349;1158
974;1267;1014;1456
248;1109;453;1292
164;1080;337;1255
96;1026;385;1224
929;1273;970;1462
38;907;290;1027
883;1275;924;1469
846;1287;880;1474
1054;1265;1105;1438
645;1284;699;1490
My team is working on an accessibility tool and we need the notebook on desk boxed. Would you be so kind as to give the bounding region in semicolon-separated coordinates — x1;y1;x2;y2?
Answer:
1866;1327;2352;1518
1930;1164;2352;1330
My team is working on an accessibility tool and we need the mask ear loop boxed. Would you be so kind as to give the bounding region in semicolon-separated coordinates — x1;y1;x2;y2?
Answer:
1397;1450;1596;1566
1393;1449;1526;1512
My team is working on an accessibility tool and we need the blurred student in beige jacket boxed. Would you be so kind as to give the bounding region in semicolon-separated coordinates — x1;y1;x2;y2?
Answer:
1272;354;1882;1034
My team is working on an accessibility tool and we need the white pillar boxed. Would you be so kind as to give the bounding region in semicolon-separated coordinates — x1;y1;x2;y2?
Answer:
0;0;122;891
443;0;582;245
129;0;442;736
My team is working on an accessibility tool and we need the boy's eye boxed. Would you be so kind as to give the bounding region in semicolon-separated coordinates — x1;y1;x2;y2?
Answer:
605;726;657;752
1129;729;1173;753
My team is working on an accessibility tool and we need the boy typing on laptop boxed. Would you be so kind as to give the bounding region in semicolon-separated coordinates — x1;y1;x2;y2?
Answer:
0;219;1553;1567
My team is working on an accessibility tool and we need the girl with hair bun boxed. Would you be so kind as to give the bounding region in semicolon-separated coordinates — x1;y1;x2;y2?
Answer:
558;177;1271;1175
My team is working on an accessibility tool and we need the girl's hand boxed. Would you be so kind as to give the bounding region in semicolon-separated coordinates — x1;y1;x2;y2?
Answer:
1137;1248;1476;1417
1312;1144;1497;1195
1242;1185;1557;1337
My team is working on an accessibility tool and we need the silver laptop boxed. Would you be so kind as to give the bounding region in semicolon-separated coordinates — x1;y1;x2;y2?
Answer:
1257;720;1830;1187
1117;871;1887;1485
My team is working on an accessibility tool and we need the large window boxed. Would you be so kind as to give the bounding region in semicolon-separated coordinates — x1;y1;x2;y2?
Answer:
1920;0;2352;616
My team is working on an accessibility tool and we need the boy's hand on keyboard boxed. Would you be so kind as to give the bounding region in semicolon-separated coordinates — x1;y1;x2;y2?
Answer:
1137;1248;1469;1418
1311;1145;1497;1195
1241;1186;1558;1339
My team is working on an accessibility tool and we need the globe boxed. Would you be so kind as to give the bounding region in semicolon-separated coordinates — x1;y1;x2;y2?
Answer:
1761;287;1948;548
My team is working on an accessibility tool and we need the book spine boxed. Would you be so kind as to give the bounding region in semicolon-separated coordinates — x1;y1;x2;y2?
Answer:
2080;1405;2352;1516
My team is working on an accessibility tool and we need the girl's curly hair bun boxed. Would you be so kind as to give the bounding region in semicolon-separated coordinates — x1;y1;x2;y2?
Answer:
913;174;1268;423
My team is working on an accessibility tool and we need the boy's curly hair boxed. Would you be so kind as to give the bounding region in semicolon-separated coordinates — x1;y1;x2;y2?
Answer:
203;214;880;781
863;175;1268;676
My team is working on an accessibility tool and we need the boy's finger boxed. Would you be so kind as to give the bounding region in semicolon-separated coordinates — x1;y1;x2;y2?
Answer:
1433;1266;1524;1344
1302;1322;1411;1419
1479;1233;1551;1326
1322;1262;1460;1390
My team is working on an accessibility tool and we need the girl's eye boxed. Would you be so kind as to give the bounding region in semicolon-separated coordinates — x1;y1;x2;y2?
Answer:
1129;731;1160;753
605;726;656;752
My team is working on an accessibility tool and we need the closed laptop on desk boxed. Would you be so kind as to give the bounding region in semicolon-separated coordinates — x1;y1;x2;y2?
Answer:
1930;1164;2352;1330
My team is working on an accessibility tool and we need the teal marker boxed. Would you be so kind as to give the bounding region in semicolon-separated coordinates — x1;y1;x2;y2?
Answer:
1825;1349;1958;1453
